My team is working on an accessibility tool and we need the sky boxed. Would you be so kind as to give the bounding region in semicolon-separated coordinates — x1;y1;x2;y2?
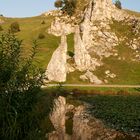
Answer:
0;0;140;17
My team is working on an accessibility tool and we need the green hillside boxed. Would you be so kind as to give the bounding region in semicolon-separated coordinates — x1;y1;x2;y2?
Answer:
0;10;140;85
0;15;57;69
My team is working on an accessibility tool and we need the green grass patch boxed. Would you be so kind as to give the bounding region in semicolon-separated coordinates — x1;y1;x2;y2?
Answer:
94;57;140;85
125;9;140;18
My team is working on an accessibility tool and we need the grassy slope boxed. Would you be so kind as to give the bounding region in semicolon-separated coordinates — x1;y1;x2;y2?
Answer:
0;15;60;69
0;10;140;84
94;20;140;85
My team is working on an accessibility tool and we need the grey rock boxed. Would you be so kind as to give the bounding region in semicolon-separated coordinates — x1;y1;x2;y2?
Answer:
80;70;103;84
45;34;67;82
48;17;74;36
74;26;93;71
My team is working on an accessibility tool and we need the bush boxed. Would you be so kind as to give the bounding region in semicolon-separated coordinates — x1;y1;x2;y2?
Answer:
0;32;45;139
10;22;20;33
0;25;3;31
38;33;45;39
41;20;46;24
115;0;122;9
67;51;74;57
54;0;76;16
63;0;76;16
54;0;63;8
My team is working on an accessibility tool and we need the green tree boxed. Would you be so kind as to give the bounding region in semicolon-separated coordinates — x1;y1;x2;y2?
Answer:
115;0;122;9
54;0;63;8
0;32;45;139
54;0;76;16
10;22;20;33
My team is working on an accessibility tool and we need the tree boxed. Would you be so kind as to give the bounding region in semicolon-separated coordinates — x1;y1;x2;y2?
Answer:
0;32;44;139
10;22;20;33
54;0;63;8
54;0;76;16
115;0;122;9
62;0;76;16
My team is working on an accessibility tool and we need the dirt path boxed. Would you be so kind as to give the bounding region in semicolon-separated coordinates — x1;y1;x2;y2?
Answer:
42;84;140;88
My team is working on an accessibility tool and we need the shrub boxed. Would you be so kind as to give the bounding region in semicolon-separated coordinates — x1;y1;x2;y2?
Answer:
54;0;76;16
0;32;45;139
62;0;76;16
38;33;45;39
54;0;63;8
0;25;3;31
67;51;74;57
41;20;46;24
115;0;122;9
10;22;20;33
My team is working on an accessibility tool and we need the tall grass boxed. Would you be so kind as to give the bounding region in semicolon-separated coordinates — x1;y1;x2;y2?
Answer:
0;32;52;140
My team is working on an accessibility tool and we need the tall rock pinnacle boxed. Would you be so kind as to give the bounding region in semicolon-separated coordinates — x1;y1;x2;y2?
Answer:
45;34;68;82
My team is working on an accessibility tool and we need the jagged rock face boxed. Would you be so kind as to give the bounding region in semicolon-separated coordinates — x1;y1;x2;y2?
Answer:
48;17;74;36
83;0;130;22
74;26;102;71
83;0;113;22
45;34;67;82
74;26;93;71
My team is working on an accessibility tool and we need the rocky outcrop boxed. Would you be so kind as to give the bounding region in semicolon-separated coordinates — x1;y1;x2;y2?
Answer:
45;34;67;82
80;70;103;84
74;26;93;71
105;70;117;79
82;0;132;22
46;0;140;83
48;17;74;36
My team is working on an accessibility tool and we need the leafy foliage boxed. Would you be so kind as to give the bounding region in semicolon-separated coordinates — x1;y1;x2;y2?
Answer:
54;0;63;8
67;51;74;57
0;32;45;140
38;33;45;39
10;22;20;33
54;0;76;16
115;0;122;9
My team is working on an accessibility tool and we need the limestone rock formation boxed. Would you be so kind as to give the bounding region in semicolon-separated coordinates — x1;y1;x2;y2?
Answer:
46;0;140;83
45;34;67;82
80;70;103;84
48;17;74;36
74;26;93;71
